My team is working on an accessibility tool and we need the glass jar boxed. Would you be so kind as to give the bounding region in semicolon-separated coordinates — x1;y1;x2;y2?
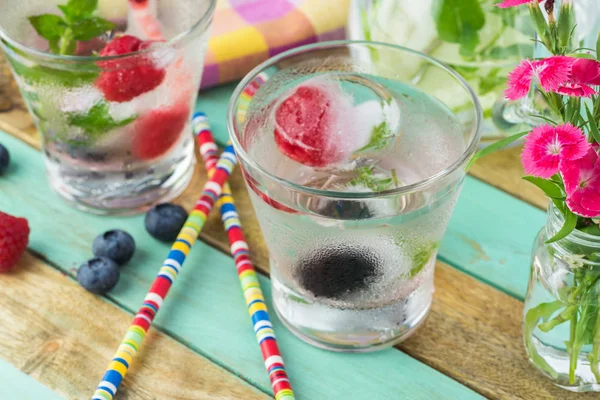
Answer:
524;203;600;392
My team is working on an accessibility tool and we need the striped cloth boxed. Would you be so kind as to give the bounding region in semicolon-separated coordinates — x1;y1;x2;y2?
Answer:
201;0;350;89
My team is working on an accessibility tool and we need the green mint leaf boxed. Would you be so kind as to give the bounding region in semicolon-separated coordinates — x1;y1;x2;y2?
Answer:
410;242;439;278
546;207;578;244
522;176;565;199
63;0;98;20
432;0;485;44
356;121;392;153
68;102;136;140
71;17;115;41
28;14;68;40
7;57;99;87
349;166;396;192
466;130;529;170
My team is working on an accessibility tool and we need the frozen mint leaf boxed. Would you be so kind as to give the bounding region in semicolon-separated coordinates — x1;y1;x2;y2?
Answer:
28;14;68;41
356;121;392;153
8;57;99;87
68;102;136;139
432;0;485;49
71;17;115;41
410;242;439;277
349;166;395;192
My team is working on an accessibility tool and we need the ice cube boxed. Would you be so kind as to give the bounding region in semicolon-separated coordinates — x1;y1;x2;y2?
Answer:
59;86;104;114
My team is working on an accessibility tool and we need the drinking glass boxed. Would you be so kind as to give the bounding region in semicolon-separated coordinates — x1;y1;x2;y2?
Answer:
0;0;215;214
228;41;482;351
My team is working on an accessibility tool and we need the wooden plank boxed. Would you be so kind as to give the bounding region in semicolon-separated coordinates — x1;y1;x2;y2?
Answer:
0;131;484;400
0;252;268;400
0;358;65;400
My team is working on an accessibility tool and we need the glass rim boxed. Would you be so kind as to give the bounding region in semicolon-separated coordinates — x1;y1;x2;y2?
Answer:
0;0;216;63
228;40;483;199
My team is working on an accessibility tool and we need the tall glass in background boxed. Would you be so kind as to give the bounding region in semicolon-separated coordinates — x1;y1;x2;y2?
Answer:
0;0;216;214
229;41;482;351
348;0;533;146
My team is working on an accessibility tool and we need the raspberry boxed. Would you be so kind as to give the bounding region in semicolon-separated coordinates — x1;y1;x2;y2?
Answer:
274;85;340;167
95;35;166;103
0;212;30;272
132;102;190;160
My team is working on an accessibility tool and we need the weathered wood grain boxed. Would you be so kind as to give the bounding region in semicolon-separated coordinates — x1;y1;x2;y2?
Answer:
0;252;268;400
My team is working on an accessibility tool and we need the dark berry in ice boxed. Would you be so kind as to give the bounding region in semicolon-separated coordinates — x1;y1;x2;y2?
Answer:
132;101;190;160
145;203;188;242
0;144;9;174
295;246;380;299
320;200;372;219
77;257;120;294
92;229;136;265
274;85;341;167
95;35;166;102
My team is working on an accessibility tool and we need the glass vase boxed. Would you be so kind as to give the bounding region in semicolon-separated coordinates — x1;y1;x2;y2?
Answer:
524;203;600;392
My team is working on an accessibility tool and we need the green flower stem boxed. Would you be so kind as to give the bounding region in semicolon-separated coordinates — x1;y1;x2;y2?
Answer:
569;311;578;384
589;297;600;383
539;304;577;331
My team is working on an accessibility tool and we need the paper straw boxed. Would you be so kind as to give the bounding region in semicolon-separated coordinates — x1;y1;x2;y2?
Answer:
91;146;237;400
192;112;295;400
128;0;164;41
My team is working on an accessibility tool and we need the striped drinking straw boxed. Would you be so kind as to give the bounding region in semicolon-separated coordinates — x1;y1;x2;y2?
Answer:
192;112;295;400
91;146;237;400
127;0;164;41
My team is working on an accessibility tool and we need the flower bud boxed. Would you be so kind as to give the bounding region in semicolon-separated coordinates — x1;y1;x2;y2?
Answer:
558;0;574;48
529;2;553;51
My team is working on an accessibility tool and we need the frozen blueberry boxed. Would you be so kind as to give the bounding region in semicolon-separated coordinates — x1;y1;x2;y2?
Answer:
295;246;380;299
77;257;120;294
0;144;9;174
145;203;188;242
92;230;136;265
320;200;372;219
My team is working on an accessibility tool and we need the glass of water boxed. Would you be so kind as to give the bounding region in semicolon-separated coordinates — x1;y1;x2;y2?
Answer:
0;0;215;214
228;41;482;352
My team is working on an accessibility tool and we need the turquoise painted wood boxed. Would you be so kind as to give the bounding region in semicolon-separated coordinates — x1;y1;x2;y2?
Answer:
0;131;483;400
197;85;547;300
0;359;64;400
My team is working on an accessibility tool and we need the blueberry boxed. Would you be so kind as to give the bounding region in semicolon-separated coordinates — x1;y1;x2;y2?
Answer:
0;144;10;174
77;257;120;294
294;246;380;299
92;230;136;265
145;203;188;242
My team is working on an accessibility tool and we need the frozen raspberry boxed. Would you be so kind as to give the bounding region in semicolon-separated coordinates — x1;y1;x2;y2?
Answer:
0;211;30;272
96;35;166;102
274;85;341;167
132;102;190;160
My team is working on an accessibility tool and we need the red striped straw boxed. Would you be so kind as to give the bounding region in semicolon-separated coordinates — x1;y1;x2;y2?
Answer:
192;112;295;400
127;0;164;40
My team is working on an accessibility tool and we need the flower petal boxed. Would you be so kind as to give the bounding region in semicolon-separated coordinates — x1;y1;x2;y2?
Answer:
505;60;535;100
556;83;597;97
495;0;542;8
571;58;600;86
535;56;574;92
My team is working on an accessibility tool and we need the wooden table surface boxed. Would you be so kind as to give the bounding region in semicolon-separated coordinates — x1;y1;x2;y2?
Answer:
0;55;588;400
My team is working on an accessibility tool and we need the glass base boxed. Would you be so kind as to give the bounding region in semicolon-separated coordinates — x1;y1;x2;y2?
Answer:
272;277;432;352
45;143;195;215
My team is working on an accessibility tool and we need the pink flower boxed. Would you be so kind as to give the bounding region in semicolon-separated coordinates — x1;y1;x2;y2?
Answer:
495;0;542;8
522;123;590;178
557;58;600;96
560;148;600;217
506;57;573;100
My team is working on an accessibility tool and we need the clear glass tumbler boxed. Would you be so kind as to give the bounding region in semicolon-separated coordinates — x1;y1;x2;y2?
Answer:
228;41;482;352
0;0;215;214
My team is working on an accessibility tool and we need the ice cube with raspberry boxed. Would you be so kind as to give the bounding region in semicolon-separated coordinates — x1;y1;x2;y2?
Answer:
96;35;166;103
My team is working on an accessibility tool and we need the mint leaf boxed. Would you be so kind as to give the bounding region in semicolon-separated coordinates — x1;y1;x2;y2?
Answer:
432;0;485;44
68;102;136;139
349;166;396;192
71;17;115;41
410;242;440;277
61;0;98;21
356;121;393;153
8;57;99;87
28;14;67;40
